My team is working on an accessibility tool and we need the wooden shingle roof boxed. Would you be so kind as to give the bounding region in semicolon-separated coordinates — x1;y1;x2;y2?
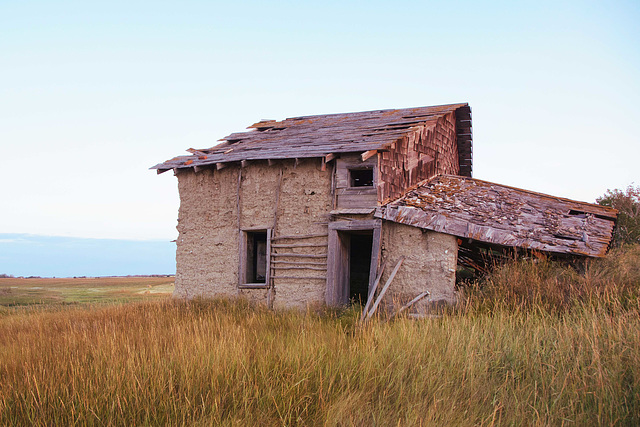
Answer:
374;175;618;257
152;103;472;175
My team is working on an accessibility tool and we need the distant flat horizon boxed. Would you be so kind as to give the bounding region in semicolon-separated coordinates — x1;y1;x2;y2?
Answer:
0;234;175;278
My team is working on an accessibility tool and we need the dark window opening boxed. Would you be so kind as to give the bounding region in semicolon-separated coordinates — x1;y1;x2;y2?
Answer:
350;168;374;187
349;232;373;305
246;231;267;283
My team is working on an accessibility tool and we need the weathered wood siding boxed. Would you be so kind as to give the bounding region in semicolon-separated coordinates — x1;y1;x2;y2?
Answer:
335;154;378;209
378;112;459;203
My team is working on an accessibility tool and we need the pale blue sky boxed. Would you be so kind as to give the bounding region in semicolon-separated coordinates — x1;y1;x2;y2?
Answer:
1;0;639;241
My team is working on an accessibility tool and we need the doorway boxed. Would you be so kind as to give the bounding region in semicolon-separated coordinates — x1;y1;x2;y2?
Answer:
347;232;373;304
326;220;381;306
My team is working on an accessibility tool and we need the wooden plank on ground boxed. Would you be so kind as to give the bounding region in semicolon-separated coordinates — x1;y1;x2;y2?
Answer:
389;291;430;320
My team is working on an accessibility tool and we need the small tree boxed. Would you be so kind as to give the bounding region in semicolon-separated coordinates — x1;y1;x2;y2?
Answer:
597;184;640;247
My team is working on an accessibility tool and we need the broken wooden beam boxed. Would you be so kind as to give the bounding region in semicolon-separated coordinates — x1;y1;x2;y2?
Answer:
361;150;378;161
389;291;430;320
366;257;404;320
361;260;386;322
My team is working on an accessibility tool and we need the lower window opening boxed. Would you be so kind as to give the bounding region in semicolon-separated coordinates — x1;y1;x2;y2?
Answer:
246;231;267;283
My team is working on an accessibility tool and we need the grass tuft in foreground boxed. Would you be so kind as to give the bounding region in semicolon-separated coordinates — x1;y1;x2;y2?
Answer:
1;247;639;425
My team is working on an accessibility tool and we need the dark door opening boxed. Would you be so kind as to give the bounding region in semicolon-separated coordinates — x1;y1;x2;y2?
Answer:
328;222;380;307
347;232;373;305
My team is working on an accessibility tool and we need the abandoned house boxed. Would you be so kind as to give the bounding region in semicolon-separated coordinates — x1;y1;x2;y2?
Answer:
152;103;617;310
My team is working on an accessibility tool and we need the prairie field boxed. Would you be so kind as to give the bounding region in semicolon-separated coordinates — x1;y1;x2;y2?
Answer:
1;247;639;425
0;276;174;309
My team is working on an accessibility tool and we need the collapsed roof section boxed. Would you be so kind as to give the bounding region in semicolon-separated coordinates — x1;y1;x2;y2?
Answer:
151;103;472;177
375;175;618;258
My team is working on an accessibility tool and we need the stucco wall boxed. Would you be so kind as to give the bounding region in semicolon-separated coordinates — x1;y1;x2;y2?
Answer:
174;159;332;308
174;159;458;311
174;166;239;300
380;221;458;311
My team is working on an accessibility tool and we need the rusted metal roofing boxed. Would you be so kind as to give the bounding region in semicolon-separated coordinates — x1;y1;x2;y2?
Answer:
151;103;472;175
374;175;618;257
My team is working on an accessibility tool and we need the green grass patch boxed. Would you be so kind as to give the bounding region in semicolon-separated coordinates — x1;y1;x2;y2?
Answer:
0;276;174;309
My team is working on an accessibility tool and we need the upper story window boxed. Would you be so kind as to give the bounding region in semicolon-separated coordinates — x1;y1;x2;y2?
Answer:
349;168;374;187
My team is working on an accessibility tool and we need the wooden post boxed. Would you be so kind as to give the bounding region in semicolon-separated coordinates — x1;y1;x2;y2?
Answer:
266;229;273;306
330;161;337;210
236;166;243;291
267;168;284;309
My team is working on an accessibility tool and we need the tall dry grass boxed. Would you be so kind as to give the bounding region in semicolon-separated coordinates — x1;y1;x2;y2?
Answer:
462;244;640;313
1;247;639;425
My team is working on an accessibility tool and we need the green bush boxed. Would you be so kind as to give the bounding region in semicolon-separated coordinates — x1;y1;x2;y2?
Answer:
597;184;640;246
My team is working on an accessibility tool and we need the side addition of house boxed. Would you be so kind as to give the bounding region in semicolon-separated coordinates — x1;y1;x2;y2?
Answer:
152;103;617;310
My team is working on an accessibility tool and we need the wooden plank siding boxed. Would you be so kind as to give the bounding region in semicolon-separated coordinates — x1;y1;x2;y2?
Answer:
335;154;378;209
378;111;459;204
378;112;460;204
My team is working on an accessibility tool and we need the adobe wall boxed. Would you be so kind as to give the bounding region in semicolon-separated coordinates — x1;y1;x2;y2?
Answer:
379;221;458;311
174;166;239;300
174;159;332;308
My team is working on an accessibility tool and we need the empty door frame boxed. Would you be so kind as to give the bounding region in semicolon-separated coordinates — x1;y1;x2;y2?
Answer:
326;219;381;306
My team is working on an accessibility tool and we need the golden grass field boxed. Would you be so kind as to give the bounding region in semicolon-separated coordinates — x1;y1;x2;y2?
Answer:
0;247;639;425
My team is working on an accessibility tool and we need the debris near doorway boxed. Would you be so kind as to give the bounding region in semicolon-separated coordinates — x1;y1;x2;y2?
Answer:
362;257;404;322
389;291;431;320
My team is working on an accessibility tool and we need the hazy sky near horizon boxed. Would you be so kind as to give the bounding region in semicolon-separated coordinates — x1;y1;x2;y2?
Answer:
1;0;639;241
